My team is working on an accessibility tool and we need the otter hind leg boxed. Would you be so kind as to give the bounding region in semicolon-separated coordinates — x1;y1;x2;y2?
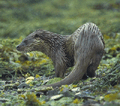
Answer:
85;52;104;78
55;69;65;78
55;63;67;78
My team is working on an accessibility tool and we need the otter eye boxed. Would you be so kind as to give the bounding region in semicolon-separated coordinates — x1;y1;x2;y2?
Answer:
34;34;39;38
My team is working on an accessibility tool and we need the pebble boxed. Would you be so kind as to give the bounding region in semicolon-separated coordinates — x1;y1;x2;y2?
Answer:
50;94;63;100
71;87;80;92
0;98;9;103
18;83;30;88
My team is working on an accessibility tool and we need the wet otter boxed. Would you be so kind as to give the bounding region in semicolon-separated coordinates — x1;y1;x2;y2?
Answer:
16;22;105;88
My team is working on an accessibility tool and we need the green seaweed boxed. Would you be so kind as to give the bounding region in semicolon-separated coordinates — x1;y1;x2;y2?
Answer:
0;0;120;106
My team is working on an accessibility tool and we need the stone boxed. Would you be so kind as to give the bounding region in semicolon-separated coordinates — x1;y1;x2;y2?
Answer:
0;98;9;103
71;87;80;92
18;83;30;88
50;94;63;100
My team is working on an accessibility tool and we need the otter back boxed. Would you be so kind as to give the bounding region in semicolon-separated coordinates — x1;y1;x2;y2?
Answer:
16;22;105;88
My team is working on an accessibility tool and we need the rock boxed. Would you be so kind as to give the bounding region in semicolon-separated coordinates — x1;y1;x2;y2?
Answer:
47;89;59;96
71;87;80;92
61;87;69;92
50;94;63;100
0;98;9;103
81;85;94;90
17;89;26;93
75;92;95;100
35;82;42;87
0;81;6;90
34;86;53;92
4;84;18;90
56;97;73;104
0;81;6;86
107;90;119;94
62;90;74;97
29;89;35;92
42;79;50;85
18;83;30;88
36;92;44;97
83;100;101;106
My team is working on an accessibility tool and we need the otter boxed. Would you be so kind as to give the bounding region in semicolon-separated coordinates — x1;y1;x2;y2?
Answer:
16;22;105;88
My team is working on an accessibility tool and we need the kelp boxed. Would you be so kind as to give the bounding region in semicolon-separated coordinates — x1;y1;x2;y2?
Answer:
0;38;54;80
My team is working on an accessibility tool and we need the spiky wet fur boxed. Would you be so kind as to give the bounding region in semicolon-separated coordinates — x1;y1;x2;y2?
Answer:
17;22;105;87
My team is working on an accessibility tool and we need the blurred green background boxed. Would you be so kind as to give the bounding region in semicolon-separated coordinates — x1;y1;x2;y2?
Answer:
0;0;120;38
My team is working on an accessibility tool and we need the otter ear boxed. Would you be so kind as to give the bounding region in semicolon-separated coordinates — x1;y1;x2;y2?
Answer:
34;34;39;38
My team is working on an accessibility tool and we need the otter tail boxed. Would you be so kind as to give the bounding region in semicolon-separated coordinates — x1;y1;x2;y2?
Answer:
46;23;105;88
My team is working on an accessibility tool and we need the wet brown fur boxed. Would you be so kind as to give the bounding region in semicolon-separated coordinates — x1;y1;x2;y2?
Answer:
16;23;105;88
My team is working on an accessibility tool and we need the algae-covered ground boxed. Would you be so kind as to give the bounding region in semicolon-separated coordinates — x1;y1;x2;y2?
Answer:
0;0;120;106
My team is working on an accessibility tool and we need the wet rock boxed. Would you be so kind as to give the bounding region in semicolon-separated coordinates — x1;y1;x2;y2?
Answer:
29;89;35;92
50;94;63;100
59;87;74;97
4;84;18;90
107;90;119;94
0;81;6;86
56;97;73;104
5;81;12;84
0;81;6;90
18;83;30;88
35;82;42;87
103;102;120;106
17;89;26;93
42;79;50;85
47;89;59;96
34;86;53;92
62;90;75;97
81;85;94;90
0;98;9;103
71;87;80;92
36;92;44;97
83;100;101;106
75;92;95;100
61;87;69;92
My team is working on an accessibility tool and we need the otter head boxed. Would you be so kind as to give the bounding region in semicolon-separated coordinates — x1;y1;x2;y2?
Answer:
16;30;44;53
